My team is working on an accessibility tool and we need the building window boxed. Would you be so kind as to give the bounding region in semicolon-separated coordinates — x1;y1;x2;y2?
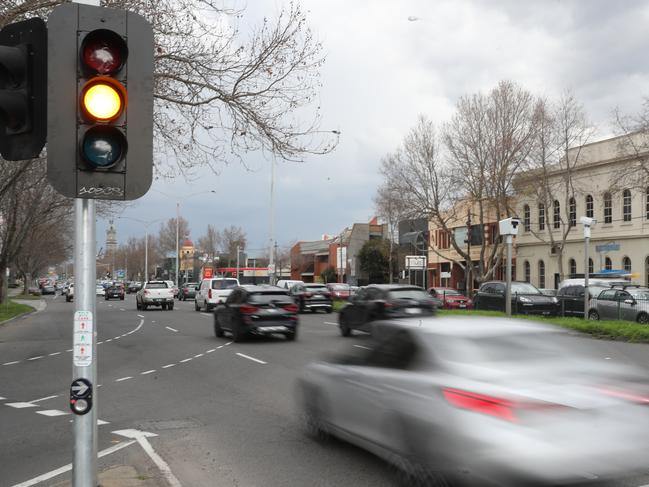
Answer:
604;192;612;224
646;188;649;220
586;194;594;218
538;203;545;231
538;260;545;289
623;189;632;222
553;200;560;229
569;258;577;277
646;256;649;287
623;256;632;273
569;197;576;227
605;257;612;270
523;205;530;232
524;260;530;283
588;258;594;275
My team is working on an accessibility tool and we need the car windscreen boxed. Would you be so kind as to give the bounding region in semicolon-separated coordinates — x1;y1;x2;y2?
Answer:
388;289;431;301
511;282;542;294
212;279;238;289
146;282;168;289
249;292;292;304
630;289;649;301
305;285;328;291
437;289;461;296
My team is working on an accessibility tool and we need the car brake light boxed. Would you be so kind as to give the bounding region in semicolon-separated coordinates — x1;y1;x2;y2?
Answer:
598;385;649;405
283;304;298;313
240;305;258;313
208;289;212;299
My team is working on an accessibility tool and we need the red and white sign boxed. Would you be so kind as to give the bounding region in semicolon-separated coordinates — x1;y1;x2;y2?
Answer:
73;311;93;367
203;267;214;279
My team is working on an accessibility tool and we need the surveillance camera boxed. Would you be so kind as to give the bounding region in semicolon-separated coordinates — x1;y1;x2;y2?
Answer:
579;216;596;226
511;219;520;228
499;217;520;236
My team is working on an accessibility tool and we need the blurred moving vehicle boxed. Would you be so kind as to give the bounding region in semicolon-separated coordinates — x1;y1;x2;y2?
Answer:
473;281;558;316
298;316;649;486
178;282;199;301
28;286;42;296
127;282;142;294
104;284;125;301
276;279;304;290
195;277;239;311
338;284;436;337
427;287;472;310
136;281;175;311
214;285;298;342
290;283;333;313
326;283;351;300
65;284;74;302
95;285;105;297
588;285;649;323
41;284;56;295
165;280;179;299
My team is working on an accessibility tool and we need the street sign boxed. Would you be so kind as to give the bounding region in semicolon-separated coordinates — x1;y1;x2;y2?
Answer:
406;255;426;270
69;378;92;415
440;271;451;279
116;269;125;279
73;311;93;367
595;243;620;252
71;380;90;397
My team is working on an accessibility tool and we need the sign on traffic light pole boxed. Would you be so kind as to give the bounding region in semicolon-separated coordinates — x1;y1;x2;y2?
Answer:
47;2;154;200
0;17;47;160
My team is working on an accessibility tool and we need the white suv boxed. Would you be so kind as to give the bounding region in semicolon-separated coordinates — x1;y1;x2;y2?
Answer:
195;277;239;311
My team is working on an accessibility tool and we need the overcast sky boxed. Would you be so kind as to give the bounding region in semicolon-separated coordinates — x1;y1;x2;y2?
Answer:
97;0;649;258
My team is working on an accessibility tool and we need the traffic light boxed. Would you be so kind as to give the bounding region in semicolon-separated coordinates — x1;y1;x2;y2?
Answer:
0;18;47;161
47;3;153;200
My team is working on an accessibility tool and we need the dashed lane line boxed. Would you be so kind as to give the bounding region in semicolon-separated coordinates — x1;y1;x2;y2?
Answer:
115;376;133;382
200;313;212;317
2;361;19;366
36;409;69;417
31;395;59;403
165;326;178;333
353;345;373;350
236;353;267;365
324;321;338;326
179;358;192;363
141;370;156;375
194;353;203;358
48;352;61;356
27;356;43;361
6;402;37;408
162;364;176;369
206;348;216;353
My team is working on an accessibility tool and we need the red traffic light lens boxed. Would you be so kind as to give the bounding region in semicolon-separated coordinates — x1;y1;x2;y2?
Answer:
81;29;128;75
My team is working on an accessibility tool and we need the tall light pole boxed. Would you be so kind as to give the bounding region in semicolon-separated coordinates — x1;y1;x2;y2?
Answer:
580;217;596;319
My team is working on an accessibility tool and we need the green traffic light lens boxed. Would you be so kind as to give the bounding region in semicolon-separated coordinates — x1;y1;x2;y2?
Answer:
81;126;127;169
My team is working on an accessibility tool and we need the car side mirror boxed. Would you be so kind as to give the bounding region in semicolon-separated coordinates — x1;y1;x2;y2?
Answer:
624;299;635;305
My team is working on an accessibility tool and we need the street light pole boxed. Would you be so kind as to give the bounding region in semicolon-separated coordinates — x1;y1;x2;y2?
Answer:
175;201;179;288
269;153;276;285
580;217;596;319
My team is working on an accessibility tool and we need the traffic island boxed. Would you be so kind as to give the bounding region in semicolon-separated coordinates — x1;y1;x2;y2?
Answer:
0;300;37;325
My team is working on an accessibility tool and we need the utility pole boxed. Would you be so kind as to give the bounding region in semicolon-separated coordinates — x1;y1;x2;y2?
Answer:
175;201;180;288
498;217;520;317
274;242;279;282
236;245;240;282
466;209;472;297
581;217;596;319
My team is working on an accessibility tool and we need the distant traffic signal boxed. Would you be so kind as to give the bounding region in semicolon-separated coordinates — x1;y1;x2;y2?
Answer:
47;3;154;200
0;18;47;161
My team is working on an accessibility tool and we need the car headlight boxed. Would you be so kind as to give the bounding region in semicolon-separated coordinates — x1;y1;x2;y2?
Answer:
519;296;532;303
551;297;558;303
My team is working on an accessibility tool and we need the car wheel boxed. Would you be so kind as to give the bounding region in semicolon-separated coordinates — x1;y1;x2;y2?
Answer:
326;307;332;314
339;314;352;337
231;323;245;343
638;313;649;325
120;297;124;301
301;388;329;441
588;309;600;321
168;304;174;311
299;300;305;314
214;316;224;337
142;303;148;311
205;303;212;312
162;304;168;311
136;300;141;310
285;328;298;341
194;300;200;312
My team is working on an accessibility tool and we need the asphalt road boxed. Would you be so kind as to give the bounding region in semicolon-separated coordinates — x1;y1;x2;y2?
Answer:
2;294;649;487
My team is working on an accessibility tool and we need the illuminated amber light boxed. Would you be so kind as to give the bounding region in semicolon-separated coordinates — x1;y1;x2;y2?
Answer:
81;79;126;121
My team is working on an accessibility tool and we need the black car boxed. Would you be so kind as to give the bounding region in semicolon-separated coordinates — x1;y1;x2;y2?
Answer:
474;281;558;315
338;284;437;337
41;284;56;295
214;285;299;342
289;283;333;313
127;282;142;294
178;282;199;301
556;284;613;317
105;285;125;300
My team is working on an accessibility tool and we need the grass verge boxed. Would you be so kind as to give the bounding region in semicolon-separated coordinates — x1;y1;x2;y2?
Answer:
438;309;649;343
0;300;35;323
12;293;42;300
332;300;346;313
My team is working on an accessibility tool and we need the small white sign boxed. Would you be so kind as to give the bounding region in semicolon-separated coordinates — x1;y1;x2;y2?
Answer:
440;271;452;279
406;255;426;270
73;311;93;367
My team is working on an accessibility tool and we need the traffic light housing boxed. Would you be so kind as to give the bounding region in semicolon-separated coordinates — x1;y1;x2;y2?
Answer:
0;18;47;161
47;3;153;200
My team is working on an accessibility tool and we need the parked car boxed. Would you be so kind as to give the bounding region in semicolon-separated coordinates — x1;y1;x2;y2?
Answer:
556;281;619;317
28;286;42;296
473;281;558;316
179;282;199;301
65;284;74;302
588;285;649;324
41;284;56;295
95;285;105;297
326;283;351;300
127;281;142;294
297;316;649;486
276;279;304;290
338;284;436;337
195;277;239;312
290;283;333;313
136;281;175;311
104;284;125;300
427;287;473;310
214;285;298;342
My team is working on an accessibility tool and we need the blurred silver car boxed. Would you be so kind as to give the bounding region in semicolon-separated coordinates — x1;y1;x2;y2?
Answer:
297;316;649;486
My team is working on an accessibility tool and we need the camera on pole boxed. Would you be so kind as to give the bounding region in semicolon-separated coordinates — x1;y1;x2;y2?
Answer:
47;3;154;201
498;217;520;317
0;18;47;161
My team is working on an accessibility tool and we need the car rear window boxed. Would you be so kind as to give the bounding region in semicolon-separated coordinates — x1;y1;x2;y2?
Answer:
306;285;328;291
388;289;430;300
147;282;168;289
511;282;542;294
249;292;292;304
212;279;238;289
436;289;461;296
330;284;350;290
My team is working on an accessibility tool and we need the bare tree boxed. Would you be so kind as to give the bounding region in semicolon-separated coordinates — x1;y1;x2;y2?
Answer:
218;225;247;266
197;224;219;262
612;100;649;191
157;217;190;258
374;183;408;283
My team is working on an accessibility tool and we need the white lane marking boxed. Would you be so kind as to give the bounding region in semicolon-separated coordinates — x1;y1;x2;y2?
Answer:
106;339;113;342
27;356;43;361
200;313;212;317
141;370;156;375
236;353;267;365
225;341;232;346
115;376;133;382
97;419;110;425
66;348;73;352
2;361;20;366
112;429;182;487
179;358;192;363
206;349;216;353
31;395;59;403
120;308;125;311
48;352;61;356
162;364;175;368
152;320;156;323
114;336;121;340
165;326;178;333
605;357;611;360
324;321;338;326
11;439;137;487
97;341;104;344
193;353;203;358
36;409;68;417
0;396;5;400
137;314;144;318
6;402;37;408
353;345;372;350
217;345;224;349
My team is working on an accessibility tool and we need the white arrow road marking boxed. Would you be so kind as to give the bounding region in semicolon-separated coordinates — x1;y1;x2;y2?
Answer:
6;402;36;408
10;439;137;487
36;409;68;417
97;419;110;425
236;353;267;365
31;395;59;403
113;429;182;487
165;326;178;333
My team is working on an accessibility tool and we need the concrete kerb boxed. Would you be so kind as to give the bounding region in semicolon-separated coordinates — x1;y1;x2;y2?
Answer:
52;465;164;487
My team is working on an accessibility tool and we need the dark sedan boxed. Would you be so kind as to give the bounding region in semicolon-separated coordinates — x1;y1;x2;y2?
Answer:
214;285;299;342
104;285;125;300
474;281;558;315
290;283;333;313
179;282;199;301
338;284;436;336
